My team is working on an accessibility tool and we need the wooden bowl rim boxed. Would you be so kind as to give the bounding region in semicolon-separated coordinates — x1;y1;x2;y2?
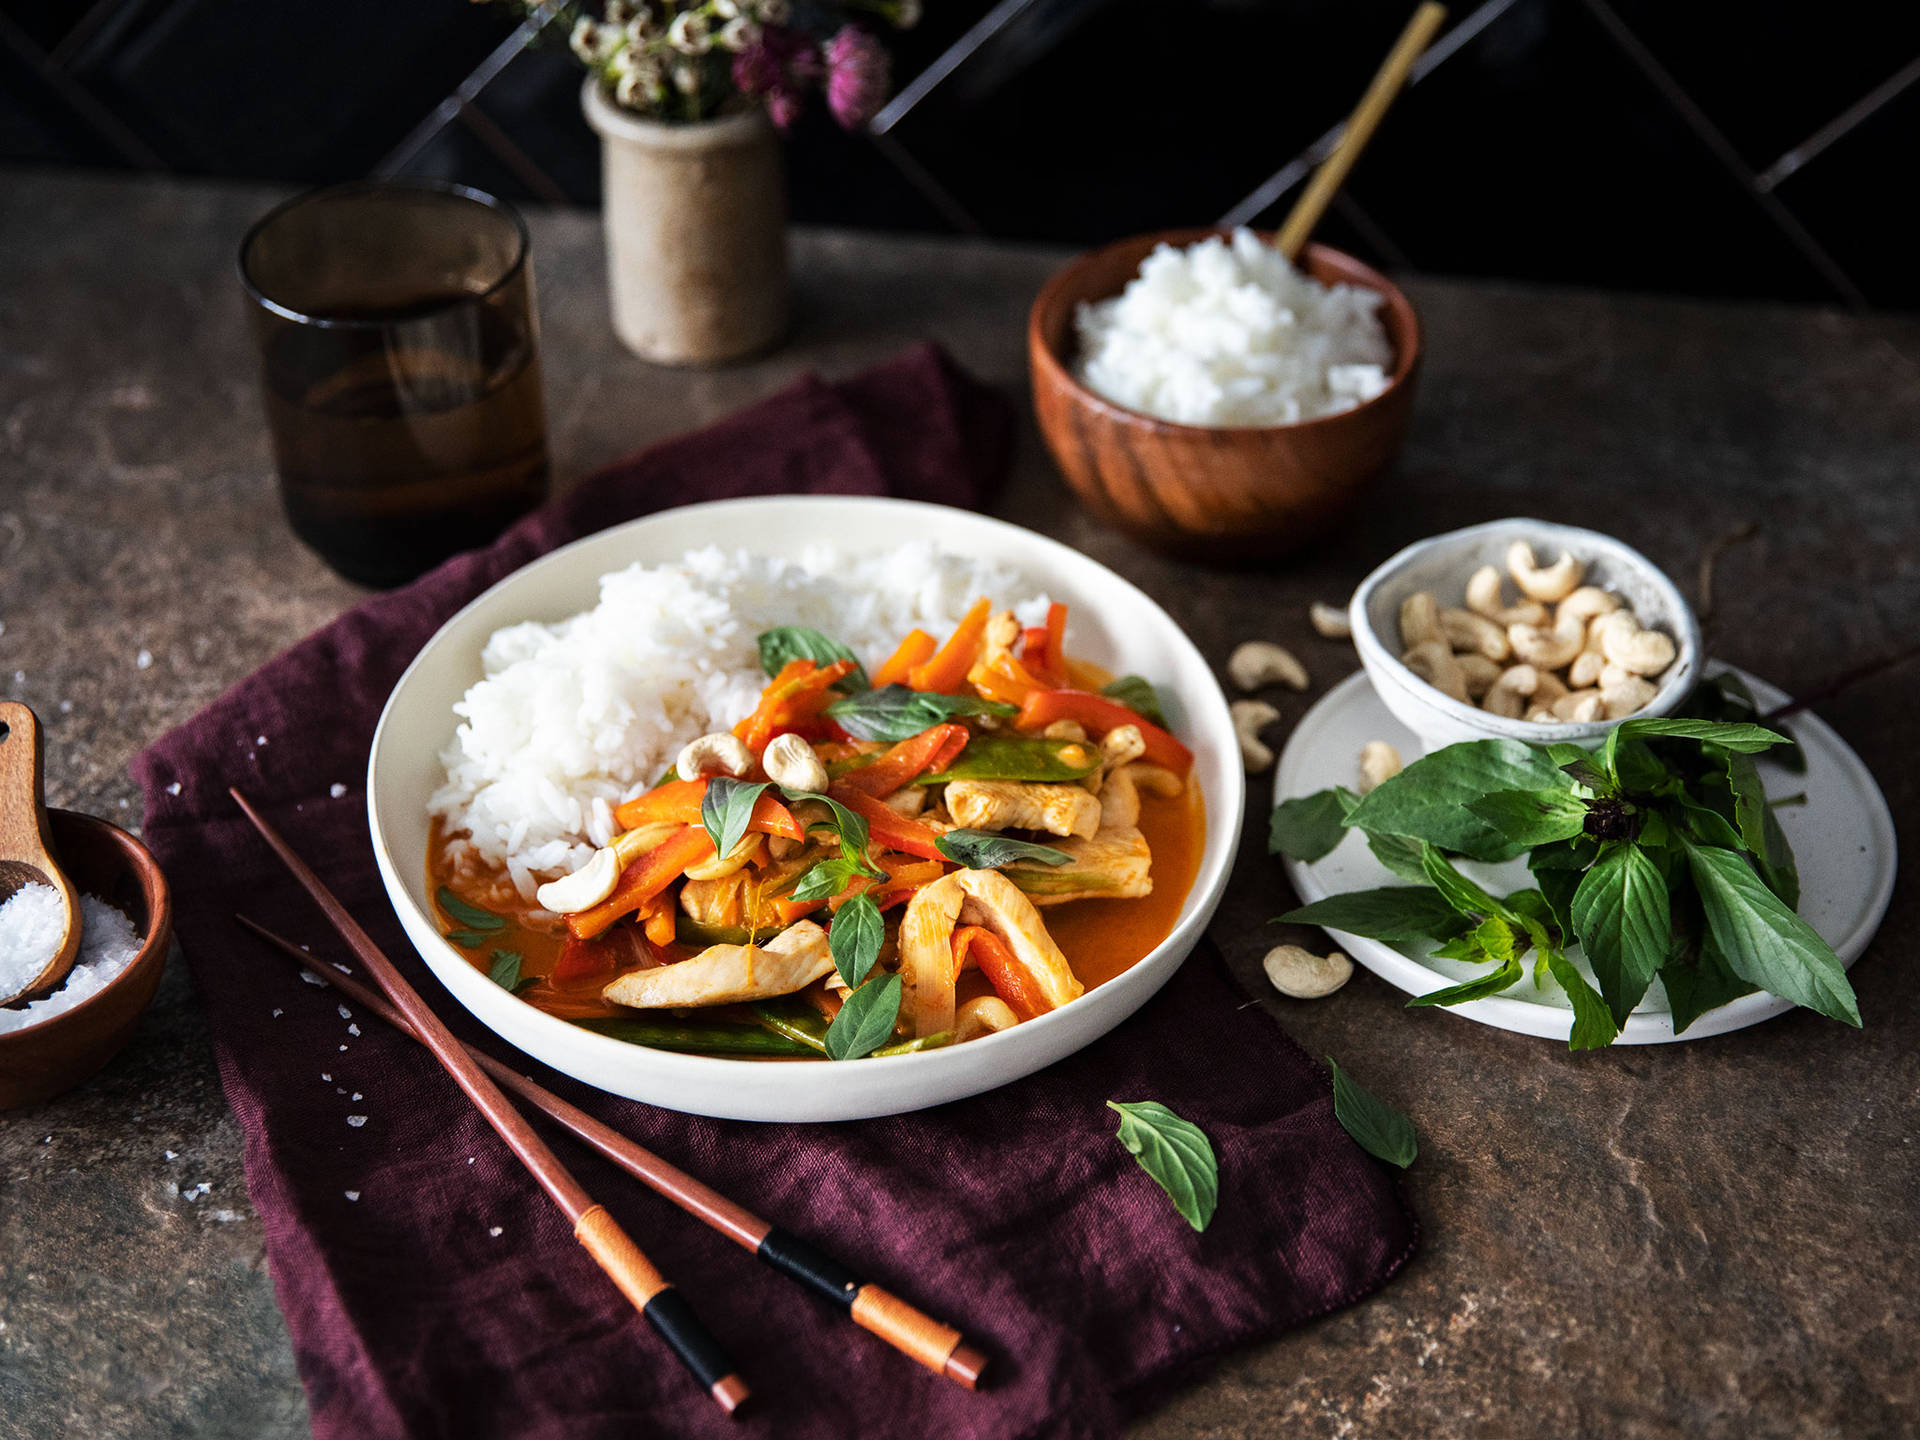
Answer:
1028;228;1423;438
0;808;171;1046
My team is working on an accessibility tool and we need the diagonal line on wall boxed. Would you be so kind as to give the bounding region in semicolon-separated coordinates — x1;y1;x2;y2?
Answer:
871;0;1046;135
1579;0;1867;308
1756;52;1920;193
0;9;165;168
459;102;572;205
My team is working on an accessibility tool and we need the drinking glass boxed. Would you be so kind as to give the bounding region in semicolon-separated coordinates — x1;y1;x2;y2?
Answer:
239;182;550;588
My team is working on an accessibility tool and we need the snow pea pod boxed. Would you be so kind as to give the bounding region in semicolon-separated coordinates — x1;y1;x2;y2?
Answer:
912;735;1100;785
576;1016;816;1057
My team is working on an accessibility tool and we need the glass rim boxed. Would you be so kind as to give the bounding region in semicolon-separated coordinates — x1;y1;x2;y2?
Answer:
237;179;531;330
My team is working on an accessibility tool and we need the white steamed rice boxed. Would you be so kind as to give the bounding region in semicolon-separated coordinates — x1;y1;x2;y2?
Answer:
1074;227;1393;427
430;542;1047;898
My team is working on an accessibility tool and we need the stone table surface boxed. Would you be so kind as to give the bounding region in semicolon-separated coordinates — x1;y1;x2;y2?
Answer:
1;168;1916;1440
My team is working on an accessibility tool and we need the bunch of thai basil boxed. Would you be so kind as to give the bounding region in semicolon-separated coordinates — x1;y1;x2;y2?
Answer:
1268;690;1858;1050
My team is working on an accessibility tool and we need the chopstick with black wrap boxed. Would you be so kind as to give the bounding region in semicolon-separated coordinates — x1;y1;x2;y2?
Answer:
227;790;750;1416
235;911;990;1390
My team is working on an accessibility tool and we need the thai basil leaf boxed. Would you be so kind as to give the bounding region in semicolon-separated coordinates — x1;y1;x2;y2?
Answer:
1101;675;1169;728
488;949;532;994
1756;804;1801;909
823;972;902;1061
1609;738;1671;794
438;887;504;932
1543;742;1613;796
1464;787;1591;849
1570;841;1670;1026
1545;950;1621;1050
1662;927;1757;1034
1603;717;1788;781
1267;788;1356;862
1326;1059;1417;1168
756;626;868;691
828;890;884;988
1405;954;1524;1007
1721;750;1770;855
1347;739;1571;862
1430;915;1524;967
1682;839;1859;1026
1107;1101;1219;1231
1278;888;1473;944
825;684;1017;743
700;777;769;864
444;928;492;951
1678;796;1746;852
790;856;869;903
1367;830;1430;884
936;829;1072;870
1419;844;1517;923
780;790;880;871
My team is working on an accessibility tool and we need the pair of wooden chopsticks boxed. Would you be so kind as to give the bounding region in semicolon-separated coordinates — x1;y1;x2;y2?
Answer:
229;788;986;1417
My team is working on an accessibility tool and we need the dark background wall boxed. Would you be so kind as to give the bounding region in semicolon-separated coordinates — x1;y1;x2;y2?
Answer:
2;0;1914;308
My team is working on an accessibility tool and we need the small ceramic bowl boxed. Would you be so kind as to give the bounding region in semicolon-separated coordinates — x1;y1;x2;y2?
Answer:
1350;518;1703;754
1028;228;1422;561
0;810;172;1110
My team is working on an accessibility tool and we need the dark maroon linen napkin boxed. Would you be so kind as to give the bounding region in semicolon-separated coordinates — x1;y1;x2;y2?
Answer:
133;344;1416;1440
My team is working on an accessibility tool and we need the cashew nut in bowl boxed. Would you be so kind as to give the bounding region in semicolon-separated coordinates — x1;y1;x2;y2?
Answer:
1596;610;1678;677
1465;566;1549;628
761;731;828;793
1601;675;1658;718
1231;699;1282;772
1309;602;1352;639
1551;690;1606;723
1525;707;1557;724
1456;652;1501;699
1229;640;1309;692
1507;615;1586;670
534;846;621;914
1439;608;1510;661
1482;664;1540;719
1507;541;1584;603
1398;591;1443;649
1531;668;1568;705
1358;740;1402;794
1556;586;1621;630
1263;944;1353;999
1568;636;1608;689
677;731;753;780
1401;640;1470;703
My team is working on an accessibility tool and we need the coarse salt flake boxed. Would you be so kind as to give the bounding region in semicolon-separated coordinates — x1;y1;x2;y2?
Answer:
344;1190;361;1202
329;783;347;799
135;649;153;669
346;1115;367;1128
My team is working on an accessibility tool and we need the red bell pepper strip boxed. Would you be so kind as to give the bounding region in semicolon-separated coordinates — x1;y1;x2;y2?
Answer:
1014;689;1192;774
553;924;656;989
952;925;1051;1020
568;825;713;939
872;629;937;688
832;723;970;798
734;658;857;752
908;598;990;693
613;777;804;841
827;784;948;861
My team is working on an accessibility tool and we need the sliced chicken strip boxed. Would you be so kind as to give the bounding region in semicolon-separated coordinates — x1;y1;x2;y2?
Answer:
945;779;1101;839
602;920;833;1009
1007;825;1153;906
898;869;1083;1037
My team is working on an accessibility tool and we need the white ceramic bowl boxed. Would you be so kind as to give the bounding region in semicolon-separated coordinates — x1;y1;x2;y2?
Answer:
1349;517;1702;753
367;496;1244;1123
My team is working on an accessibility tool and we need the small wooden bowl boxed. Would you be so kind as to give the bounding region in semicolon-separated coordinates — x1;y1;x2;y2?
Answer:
0;810;172;1110
1028;229;1422;561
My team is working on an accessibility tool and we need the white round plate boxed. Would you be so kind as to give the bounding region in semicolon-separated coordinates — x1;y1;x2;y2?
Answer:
368;496;1244;1121
1274;666;1895;1044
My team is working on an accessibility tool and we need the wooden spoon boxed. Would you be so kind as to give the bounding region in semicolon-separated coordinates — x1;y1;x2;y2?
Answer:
0;702;82;1006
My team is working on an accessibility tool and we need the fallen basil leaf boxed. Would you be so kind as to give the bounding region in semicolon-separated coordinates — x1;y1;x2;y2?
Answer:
1463;788;1591;848
824;972;902;1060
936;829;1073;870
757;626;867;691
1107;1100;1219;1231
1571;841;1669;1026
701;777;769;865
825;685;1016;743
829;890;884;988
1100;675;1168;728
1268;788;1355;862
1326;1059;1417;1168
438;887;504;932
1683;840;1860;1027
1279;887;1472;944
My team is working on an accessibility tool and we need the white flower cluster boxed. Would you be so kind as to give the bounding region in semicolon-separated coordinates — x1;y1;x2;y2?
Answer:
571;0;793;112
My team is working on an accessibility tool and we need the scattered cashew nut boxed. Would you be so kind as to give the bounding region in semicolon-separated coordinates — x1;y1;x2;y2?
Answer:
1358;740;1402;794
1231;699;1282;772
1507;541;1584;602
1263;944;1353;999
677;731;753;781
761;732;828;793
1596;609;1678;677
1309;602;1352;639
534;847;621;914
1465;566;1549;627
1440;607;1510;662
1229;640;1309;692
1401;640;1470;703
1399;591;1443;649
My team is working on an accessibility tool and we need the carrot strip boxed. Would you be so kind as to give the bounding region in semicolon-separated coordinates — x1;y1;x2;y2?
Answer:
832;723;970;798
1038;603;1068;687
568;825;713;939
908;598;990;693
872;629;937;688
1014;689;1192;774
967;652;1043;707
614;777;803;841
733;658;856;752
828;785;948;861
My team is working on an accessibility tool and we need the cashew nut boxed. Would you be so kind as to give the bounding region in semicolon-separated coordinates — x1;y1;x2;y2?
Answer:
534;846;621;914
1401;640;1470;703
684;829;763;881
1531;668;1568;705
1482;664;1540;719
1551;689;1605;723
1525;707;1558;724
1399;591;1443;649
1601;675;1658;719
1229;640;1309;692
1457;652;1502;699
1508;615;1587;670
676;731;752;781
1596;610;1678;677
1309;602;1352;639
1439;608;1511;662
611;822;684;865
1231;699;1281;772
1568;630;1609;689
1358;740;1402;794
1507;541;1584;602
1263;944;1353;999
1556;586;1621;630
1041;719;1087;742
761;732;828;793
1465;566;1549;627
